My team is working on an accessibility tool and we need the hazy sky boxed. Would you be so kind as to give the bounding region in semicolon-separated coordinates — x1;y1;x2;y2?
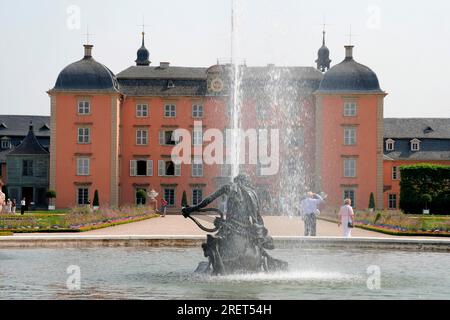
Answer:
1;0;450;118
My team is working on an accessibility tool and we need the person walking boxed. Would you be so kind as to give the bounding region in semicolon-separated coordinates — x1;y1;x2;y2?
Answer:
11;199;16;214
160;198;168;217
5;199;11;213
300;192;324;236
20;197;26;215
338;198;355;237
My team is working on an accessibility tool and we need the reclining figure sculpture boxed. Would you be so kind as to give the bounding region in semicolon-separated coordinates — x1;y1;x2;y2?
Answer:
182;174;288;275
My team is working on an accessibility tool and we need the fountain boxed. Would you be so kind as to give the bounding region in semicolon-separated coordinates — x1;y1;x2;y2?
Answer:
182;174;288;275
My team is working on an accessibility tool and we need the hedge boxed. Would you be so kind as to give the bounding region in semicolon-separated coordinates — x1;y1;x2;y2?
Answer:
399;164;450;214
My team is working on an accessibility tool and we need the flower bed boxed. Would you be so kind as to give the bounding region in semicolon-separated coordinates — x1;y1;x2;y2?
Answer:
0;206;159;233
319;210;450;237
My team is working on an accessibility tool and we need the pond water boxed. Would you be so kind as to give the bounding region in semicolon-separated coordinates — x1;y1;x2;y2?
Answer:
0;247;449;299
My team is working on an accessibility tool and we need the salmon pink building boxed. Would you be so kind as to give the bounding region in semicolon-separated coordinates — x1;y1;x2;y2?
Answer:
47;32;450;211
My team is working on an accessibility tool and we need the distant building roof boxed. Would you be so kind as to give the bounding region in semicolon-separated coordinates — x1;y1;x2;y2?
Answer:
384;118;450;139
0;115;50;137
117;66;207;80
7;124;49;156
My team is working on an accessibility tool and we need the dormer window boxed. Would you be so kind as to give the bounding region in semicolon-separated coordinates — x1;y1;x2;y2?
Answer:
423;126;434;134
1;137;11;149
167;80;175;89
0;122;7;129
385;139;395;151
40;124;50;131
410;138;421;151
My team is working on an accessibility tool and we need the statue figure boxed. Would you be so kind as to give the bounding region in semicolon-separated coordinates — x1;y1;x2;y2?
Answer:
0;181;5;213
182;174;288;275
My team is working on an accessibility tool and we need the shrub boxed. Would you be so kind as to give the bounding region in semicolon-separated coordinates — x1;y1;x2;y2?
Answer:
93;190;99;207
400;164;450;214
368;192;375;209
181;190;188;207
136;189;147;205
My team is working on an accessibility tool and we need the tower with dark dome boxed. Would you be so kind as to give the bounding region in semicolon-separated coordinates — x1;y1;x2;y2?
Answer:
135;32;150;66
315;30;331;72
314;44;387;210
48;43;121;208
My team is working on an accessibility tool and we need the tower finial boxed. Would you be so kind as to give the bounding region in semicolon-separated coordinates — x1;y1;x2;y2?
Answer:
316;28;331;72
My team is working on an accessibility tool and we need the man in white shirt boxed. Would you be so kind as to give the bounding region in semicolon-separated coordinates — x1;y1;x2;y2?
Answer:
300;192;324;236
20;198;26;215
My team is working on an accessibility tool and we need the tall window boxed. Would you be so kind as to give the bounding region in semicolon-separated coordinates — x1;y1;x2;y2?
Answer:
192;129;203;146
77;158;90;176
164;188;176;206
77;188;89;205
192;189;203;206
77;127;90;144
136;104;149;117
158;160;181;176
159;130;177;145
392;166;399;180
164;104;176;117
192;158;203;177
343;158;356;177
136;129;148;145
388;193;397;209
344;101;357;116
130;160;153;176
78;101;90;115
344;127;356;145
343;190;356;207
192;105;203;118
22;160;33;176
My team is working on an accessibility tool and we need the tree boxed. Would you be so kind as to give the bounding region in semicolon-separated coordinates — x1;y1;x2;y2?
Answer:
93;190;99;207
368;192;375;210
136;189;147;205
421;194;432;210
181;190;188;207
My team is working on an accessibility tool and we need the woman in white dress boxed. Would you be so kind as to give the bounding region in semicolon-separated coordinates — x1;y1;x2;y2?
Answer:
338;198;355;237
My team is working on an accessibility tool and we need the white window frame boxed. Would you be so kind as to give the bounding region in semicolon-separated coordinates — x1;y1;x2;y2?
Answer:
344;127;356;145
344;101;357;117
191;158;203;177
136;129;148;145
385;139;395;151
343;158;357;177
1;139;11;149
192;188;203;206
158;160;181;177
76;157;90;176
164;104;176;118
136;104;149;117
410;139;421;151
388;193;397;209
77;100;90;115
77;127;90;144
159;130;178;145
130;159;153;177
192;104;203;118
192;129;203;146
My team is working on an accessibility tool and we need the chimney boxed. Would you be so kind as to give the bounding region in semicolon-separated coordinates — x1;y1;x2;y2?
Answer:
84;44;93;58
345;45;354;59
160;62;170;69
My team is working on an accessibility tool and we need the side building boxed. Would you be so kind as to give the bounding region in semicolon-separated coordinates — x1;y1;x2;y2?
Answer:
383;118;450;209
